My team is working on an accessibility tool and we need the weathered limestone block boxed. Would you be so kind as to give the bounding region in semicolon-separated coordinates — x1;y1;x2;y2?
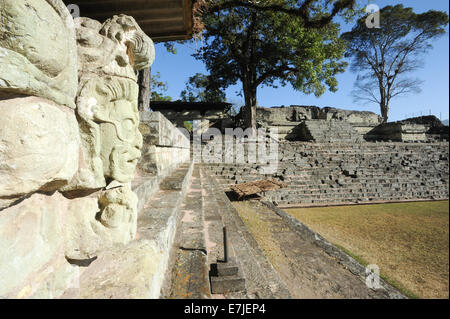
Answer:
0;0;78;108
0;192;70;298
140;111;190;148
0;96;80;209
138;145;190;177
0;0;80;208
138;111;190;178
366;123;427;142
257;106;321;124
319;107;382;125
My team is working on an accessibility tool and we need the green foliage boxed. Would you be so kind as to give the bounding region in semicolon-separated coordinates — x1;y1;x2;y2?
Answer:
183;121;193;132
180;73;227;102
162;40;188;54
342;4;449;122
204;0;358;27
150;71;172;101
195;0;349;108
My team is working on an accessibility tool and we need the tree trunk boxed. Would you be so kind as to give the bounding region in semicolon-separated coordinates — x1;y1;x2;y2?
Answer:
138;68;151;112
380;101;389;123
243;82;257;131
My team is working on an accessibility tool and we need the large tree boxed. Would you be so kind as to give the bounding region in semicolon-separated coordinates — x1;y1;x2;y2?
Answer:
195;0;350;129
342;5;449;123
150;71;172;102
180;73;226;102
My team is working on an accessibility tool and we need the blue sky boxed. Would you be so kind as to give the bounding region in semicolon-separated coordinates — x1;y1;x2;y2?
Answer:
151;0;449;122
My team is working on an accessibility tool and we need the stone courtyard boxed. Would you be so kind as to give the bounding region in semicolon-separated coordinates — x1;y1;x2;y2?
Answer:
0;0;448;300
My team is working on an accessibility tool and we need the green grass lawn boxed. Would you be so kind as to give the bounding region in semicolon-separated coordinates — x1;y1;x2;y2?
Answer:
286;201;449;299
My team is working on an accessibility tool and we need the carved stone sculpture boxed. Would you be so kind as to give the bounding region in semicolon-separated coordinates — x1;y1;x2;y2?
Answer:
64;15;154;191
63;15;154;259
0;0;156;294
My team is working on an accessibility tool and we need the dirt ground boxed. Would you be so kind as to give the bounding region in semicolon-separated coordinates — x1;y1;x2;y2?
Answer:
286;201;449;299
232;201;397;299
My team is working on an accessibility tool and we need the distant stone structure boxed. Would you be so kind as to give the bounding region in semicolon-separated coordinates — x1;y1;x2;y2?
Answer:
255;106;449;143
256;105;382;141
0;0;447;300
365;116;449;142
203;141;449;206
151;101;233;133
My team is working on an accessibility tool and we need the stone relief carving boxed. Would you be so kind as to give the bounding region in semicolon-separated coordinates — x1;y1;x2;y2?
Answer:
64;15;154;191
0;1;155;263
63;15;154;259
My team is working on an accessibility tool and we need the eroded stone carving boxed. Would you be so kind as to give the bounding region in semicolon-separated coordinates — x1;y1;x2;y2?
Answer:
63;15;154;259
0;2;155;292
64;15;153;191
0;97;80;209
0;0;78;108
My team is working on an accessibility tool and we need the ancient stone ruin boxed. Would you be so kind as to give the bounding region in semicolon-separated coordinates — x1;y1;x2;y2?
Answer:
0;0;158;297
0;0;448;300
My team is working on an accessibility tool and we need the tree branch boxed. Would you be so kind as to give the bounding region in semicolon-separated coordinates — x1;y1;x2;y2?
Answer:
202;0;355;28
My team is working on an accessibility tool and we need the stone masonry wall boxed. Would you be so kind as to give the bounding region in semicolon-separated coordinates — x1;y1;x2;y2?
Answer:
203;141;449;206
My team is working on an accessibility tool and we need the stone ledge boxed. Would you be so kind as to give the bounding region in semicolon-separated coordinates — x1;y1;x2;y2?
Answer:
140;111;190;149
63;161;194;299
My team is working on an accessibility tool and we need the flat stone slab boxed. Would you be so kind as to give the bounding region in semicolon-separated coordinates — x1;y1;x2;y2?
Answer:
215;259;239;277
211;274;246;294
168;249;210;299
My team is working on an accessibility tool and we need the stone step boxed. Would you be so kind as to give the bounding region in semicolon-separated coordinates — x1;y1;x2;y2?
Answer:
210;273;246;294
63;161;194;299
165;165;211;299
201;169;291;299
199;168;246;296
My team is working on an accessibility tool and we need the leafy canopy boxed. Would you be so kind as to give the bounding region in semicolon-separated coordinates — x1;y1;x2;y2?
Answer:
180;73;226;102
194;0;349;107
150;71;172;102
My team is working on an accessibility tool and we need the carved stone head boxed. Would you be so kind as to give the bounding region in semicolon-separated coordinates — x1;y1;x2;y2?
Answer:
63;16;154;191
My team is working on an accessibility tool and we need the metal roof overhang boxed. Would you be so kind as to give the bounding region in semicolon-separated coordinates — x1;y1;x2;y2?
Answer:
63;0;194;42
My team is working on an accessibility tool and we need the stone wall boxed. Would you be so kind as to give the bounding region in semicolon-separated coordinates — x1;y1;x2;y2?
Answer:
138;111;190;179
0;1;190;299
366;116;449;142
256;105;382;141
203;141;449;206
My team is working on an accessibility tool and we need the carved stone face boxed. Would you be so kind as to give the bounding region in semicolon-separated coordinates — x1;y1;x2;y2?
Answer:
94;80;143;183
62;16;154;190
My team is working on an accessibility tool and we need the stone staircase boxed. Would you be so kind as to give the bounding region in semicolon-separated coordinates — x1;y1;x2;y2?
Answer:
299;120;362;143
200;168;291;298
164;165;291;299
202;142;449;206
62;162;194;299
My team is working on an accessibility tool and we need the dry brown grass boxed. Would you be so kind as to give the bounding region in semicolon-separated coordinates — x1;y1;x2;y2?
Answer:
233;201;288;262
286;201;449;299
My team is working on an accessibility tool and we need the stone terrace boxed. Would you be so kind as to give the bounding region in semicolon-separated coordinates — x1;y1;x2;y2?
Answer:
203;141;449;206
